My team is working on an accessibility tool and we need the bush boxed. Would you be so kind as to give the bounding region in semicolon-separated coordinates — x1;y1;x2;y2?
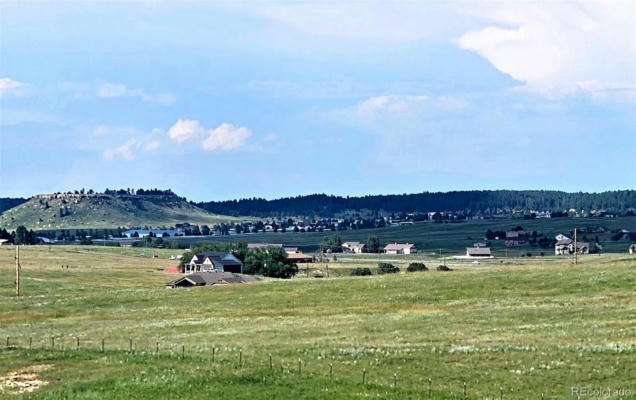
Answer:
350;267;372;276
407;262;428;272
377;262;400;274
437;265;452;271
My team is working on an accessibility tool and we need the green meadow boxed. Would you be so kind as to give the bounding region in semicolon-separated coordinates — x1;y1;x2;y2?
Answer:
147;216;636;255
0;246;634;399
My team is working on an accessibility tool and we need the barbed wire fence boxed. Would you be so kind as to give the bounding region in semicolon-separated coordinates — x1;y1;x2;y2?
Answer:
2;334;552;399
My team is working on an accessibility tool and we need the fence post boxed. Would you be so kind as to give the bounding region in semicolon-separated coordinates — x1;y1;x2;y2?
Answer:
29;337;32;350
329;363;333;379
239;350;242;367
541;393;544;400
101;338;105;353
464;381;467;399
5;337;8;348
393;373;397;389
212;347;215;362
500;386;503;400
428;377;432;398
362;368;366;384
269;353;272;369
51;337;55;349
182;345;185;359
298;358;302;375
76;337;80;350
129;338;133;353
156;341;159;354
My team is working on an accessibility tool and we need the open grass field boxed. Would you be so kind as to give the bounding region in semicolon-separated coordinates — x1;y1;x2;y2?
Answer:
128;216;636;256
0;246;634;399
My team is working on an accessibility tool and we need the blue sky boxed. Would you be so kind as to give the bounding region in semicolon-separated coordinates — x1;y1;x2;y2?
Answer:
1;1;635;201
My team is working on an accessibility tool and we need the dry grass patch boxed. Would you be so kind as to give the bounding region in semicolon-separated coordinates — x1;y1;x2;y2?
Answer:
0;364;53;395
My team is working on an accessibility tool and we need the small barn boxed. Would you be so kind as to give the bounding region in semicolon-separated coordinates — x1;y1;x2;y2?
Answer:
465;247;492;257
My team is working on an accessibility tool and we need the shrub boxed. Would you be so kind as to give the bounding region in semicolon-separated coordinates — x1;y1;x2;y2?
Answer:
377;262;400;274
350;267;372;276
437;265;452;271
407;262;428;272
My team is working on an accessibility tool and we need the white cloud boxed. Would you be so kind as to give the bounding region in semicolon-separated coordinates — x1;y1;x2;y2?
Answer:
202;123;251;151
144;141;160;151
93;125;110;136
166;119;251;151
0;77;35;98
0;108;62;126
167;119;205;143
357;95;429;117
247;1;635;98
97;83;176;105
343;94;467;124
103;139;138;161
458;1;636;97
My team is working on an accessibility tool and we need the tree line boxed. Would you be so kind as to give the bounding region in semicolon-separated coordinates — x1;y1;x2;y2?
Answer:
195;190;636;217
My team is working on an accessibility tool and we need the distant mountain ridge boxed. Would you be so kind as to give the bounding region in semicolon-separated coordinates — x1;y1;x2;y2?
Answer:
196;190;636;217
0;197;27;214
0;190;237;230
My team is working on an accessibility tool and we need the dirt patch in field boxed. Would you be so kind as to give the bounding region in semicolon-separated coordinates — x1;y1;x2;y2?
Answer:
0;364;53;395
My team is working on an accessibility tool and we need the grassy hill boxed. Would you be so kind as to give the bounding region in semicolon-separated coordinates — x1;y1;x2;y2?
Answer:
0;246;633;398
0;193;238;230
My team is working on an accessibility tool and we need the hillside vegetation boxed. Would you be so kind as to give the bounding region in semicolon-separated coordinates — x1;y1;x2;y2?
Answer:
0;247;633;399
0;193;237;230
197;190;636;217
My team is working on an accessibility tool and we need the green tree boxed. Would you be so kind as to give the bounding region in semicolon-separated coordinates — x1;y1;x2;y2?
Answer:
243;247;298;278
350;267;372;276
366;235;380;253
377;262;399;274
321;234;343;253
14;226;31;245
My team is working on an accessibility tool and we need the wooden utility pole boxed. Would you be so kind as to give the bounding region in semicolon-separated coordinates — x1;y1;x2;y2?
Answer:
574;228;578;265
15;246;20;297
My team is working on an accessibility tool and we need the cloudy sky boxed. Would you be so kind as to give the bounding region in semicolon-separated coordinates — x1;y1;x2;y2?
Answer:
1;1;635;201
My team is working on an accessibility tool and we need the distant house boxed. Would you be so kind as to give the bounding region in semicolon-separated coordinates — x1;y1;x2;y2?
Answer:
247;243;283;250
284;247;299;254
384;243;416;255
342;241;366;254
0;239;9;246
165;271;257;288
473;242;488;248
554;236;572;255
186;252;243;274
465;247;492;257
286;252;314;263
554;234;589;255
123;229;177;238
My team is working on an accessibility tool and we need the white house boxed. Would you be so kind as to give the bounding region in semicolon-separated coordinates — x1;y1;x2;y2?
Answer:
186;252;243;274
342;241;366;254
383;243;417;255
554;234;589;255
